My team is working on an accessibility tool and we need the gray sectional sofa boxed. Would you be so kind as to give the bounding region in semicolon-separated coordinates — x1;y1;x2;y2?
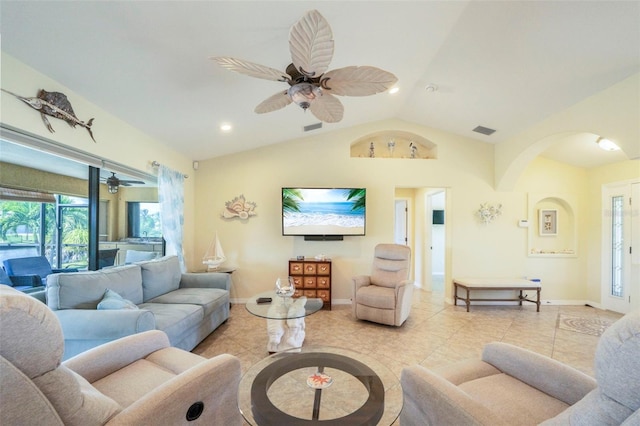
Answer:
46;255;231;360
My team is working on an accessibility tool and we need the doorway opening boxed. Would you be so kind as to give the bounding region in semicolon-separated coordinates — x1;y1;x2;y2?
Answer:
429;190;446;292
601;180;640;313
394;187;447;291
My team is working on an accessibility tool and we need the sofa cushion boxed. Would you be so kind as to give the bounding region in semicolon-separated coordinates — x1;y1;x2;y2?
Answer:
47;265;143;310
0;285;63;378
97;289;139;310
0;268;13;285
137;303;203;344
147;288;228;317
138;256;181;301
459;372;569;424
356;285;396;309
32;366;121;426
595;310;640;412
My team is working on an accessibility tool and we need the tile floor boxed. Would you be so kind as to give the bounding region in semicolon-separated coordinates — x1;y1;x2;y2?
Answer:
192;288;623;424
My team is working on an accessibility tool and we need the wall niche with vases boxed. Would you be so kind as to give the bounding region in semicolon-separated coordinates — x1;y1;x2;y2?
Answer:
350;130;437;159
528;193;578;257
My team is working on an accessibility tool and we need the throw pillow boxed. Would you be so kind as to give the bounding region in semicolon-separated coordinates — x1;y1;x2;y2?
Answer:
97;288;139;310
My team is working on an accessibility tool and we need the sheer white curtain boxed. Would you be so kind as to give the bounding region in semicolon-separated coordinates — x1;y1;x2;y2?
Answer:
158;165;185;272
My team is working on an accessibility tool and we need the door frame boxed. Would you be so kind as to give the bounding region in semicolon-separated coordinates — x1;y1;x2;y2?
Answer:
601;179;639;313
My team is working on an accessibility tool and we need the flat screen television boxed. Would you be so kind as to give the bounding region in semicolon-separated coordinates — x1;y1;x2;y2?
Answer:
282;187;366;237
432;209;445;225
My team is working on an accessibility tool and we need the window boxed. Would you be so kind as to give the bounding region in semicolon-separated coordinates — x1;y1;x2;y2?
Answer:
610;195;624;298
127;202;162;238
0;194;88;269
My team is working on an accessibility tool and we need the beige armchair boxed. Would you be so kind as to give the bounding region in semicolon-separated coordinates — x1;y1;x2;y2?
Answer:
352;243;412;326
0;285;242;426
400;309;640;425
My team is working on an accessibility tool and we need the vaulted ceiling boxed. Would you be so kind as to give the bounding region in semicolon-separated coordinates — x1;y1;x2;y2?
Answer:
1;1;638;168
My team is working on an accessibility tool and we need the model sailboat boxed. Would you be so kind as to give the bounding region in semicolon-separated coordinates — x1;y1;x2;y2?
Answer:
202;233;226;270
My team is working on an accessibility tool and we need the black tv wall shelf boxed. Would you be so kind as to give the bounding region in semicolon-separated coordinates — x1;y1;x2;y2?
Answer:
304;235;344;241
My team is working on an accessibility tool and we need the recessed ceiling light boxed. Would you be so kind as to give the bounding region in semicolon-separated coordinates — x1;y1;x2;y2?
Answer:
389;87;399;94
425;84;438;92
596;137;620;151
220;123;232;132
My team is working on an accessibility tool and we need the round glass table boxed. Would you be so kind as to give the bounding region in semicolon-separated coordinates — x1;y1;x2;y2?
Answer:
246;291;324;319
238;346;403;425
246;291;324;352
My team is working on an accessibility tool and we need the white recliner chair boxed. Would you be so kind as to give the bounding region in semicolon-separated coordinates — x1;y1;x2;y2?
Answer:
0;285;242;426
352;243;413;326
400;310;640;425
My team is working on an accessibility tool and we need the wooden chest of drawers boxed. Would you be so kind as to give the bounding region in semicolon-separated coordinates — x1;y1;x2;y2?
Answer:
289;259;331;310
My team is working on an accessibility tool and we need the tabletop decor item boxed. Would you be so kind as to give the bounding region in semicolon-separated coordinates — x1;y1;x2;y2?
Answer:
275;276;295;298
202;232;226;270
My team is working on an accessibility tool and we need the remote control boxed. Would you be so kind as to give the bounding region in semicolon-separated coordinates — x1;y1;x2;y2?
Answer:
256;297;272;304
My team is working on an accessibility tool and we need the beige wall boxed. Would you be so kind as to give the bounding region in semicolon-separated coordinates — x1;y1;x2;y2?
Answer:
3;52;638;307
495;73;640;191
0;162;89;197
1;53;197;267
196;119;638;305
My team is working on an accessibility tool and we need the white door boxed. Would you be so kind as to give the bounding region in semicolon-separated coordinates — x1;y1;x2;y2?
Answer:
394;199;408;245
631;182;640;311
602;181;639;313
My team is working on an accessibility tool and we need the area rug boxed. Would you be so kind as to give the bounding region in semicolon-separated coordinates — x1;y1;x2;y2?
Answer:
558;314;614;336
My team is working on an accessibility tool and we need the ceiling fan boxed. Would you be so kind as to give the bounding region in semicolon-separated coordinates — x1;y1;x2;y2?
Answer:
103;172;145;194
212;9;398;123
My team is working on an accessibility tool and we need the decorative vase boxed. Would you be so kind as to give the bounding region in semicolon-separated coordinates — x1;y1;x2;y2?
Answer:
275;276;295;298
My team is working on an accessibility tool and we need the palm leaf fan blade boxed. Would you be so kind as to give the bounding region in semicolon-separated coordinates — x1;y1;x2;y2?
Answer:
255;90;292;114
211;57;290;82
289;10;334;77
309;92;343;123
323;66;398;96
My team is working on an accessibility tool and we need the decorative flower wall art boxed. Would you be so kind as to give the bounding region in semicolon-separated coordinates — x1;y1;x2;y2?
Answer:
475;203;502;224
222;194;257;220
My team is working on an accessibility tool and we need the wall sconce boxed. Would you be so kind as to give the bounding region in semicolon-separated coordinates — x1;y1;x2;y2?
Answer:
475;203;502;224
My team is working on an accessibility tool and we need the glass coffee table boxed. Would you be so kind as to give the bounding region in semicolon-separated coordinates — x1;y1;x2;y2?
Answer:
238;346;402;425
246;291;324;352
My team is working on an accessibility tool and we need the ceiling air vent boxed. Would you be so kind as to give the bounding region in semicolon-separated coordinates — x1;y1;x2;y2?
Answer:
303;122;323;132
473;125;496;136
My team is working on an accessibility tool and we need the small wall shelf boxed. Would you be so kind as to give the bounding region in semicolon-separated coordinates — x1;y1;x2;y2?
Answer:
527;193;577;258
350;130;437;159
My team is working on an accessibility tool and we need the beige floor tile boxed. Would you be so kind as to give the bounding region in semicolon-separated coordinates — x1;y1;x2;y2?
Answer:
193;288;618;423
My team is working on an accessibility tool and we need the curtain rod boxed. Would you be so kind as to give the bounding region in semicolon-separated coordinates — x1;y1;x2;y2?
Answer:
151;161;188;178
2;124;157;183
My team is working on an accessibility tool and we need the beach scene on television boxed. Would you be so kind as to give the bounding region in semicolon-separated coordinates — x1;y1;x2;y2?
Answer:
282;188;366;236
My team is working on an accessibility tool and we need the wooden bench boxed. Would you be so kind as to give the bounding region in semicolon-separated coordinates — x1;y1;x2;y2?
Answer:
453;278;541;312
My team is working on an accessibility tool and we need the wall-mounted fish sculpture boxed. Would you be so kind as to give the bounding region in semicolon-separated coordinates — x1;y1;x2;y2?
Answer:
1;88;95;142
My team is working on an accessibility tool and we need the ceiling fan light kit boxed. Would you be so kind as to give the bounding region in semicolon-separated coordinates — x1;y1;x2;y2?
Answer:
287;82;322;110
104;172;145;194
212;9;397;123
106;174;119;194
